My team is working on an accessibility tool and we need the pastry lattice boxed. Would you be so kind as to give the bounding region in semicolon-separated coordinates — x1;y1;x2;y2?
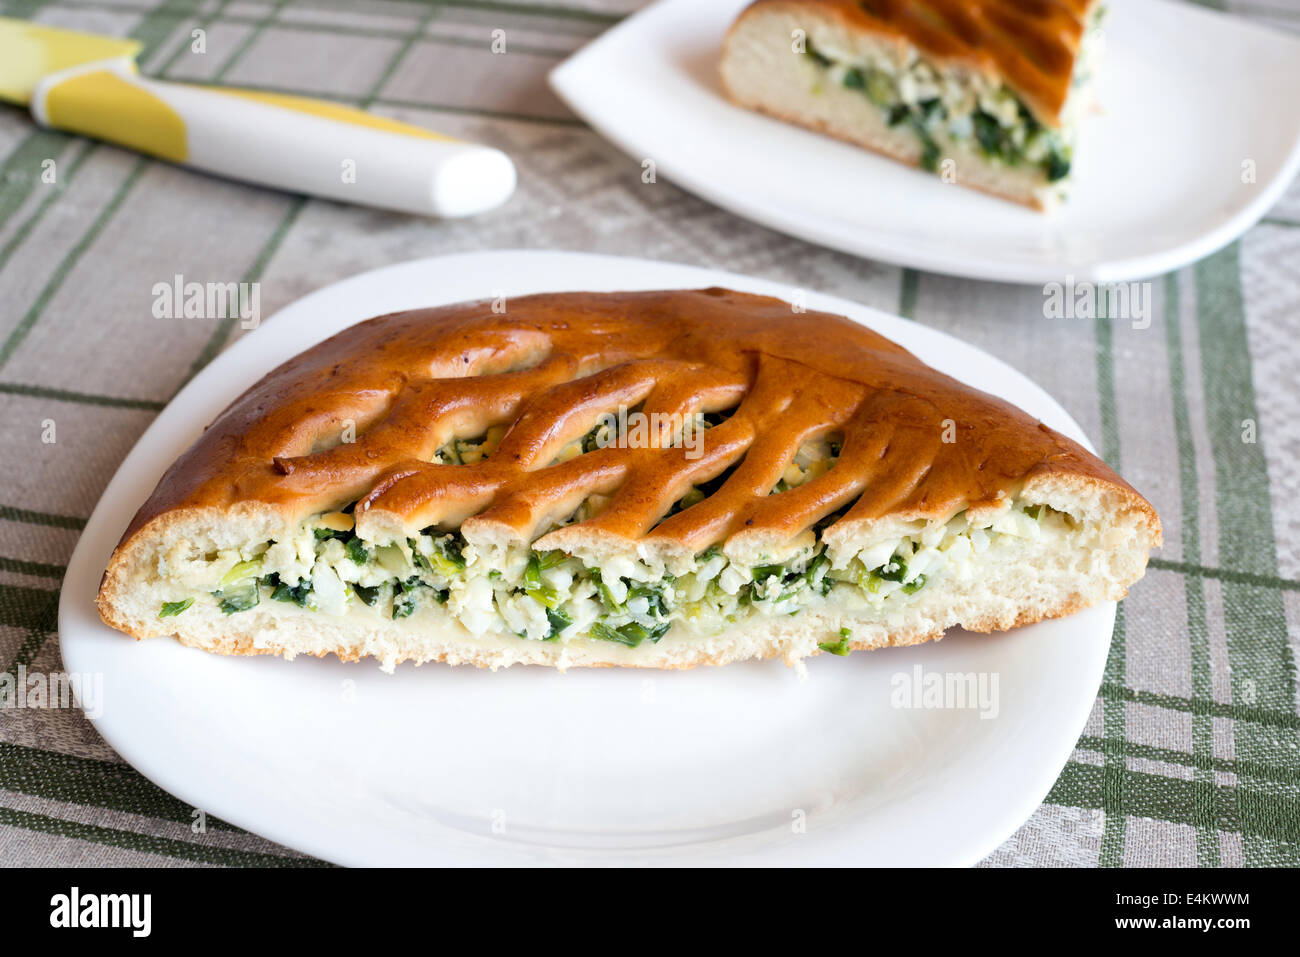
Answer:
124;289;1115;553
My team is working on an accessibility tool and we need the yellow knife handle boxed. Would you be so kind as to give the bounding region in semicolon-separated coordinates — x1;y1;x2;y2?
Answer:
31;62;516;217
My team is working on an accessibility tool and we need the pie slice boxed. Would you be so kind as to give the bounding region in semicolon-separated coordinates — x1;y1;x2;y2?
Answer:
719;0;1104;209
97;288;1159;670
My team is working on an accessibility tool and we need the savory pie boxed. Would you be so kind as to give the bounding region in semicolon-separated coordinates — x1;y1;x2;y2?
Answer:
720;0;1105;209
97;288;1160;670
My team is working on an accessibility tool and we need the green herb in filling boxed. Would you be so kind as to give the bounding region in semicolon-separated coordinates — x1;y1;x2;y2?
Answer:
265;573;311;606
803;39;831;69
393;578;448;619
628;582;670;617
214;559;262;614
1045;150;1071;182
215;584;259;615
819;627;853;656
588;569;623;613
544;607;572;640
392;589;417;619
344;537;369;565
591;620;669;648
353;583;382;606
805;552;833;596
158;598;193;618
803;42;1074;182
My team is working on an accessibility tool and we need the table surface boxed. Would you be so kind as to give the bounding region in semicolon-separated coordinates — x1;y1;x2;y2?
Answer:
0;0;1297;868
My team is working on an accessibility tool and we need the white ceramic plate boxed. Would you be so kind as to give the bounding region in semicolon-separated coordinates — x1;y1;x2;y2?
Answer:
550;0;1300;284
60;250;1112;866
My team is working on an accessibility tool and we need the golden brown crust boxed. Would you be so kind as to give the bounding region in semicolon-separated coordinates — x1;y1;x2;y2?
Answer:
735;0;1098;127
105;288;1155;567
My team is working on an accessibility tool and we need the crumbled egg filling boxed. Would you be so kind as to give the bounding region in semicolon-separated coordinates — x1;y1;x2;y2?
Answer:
802;4;1104;185
155;496;1090;649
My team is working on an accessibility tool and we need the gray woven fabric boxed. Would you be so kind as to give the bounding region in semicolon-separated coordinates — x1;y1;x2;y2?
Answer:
0;0;1297;867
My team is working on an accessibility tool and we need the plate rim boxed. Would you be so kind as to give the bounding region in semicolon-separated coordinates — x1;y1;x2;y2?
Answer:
58;249;1115;866
548;0;1300;285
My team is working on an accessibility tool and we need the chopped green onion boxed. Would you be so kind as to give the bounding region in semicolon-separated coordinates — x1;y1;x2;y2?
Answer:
864;72;894;107
219;558;262;587
267;573;311;607
1045;150;1071;182
874;555;908;582
589;569;623;612
805;553;833;596
158;598;193;619
544;607;572;640
590;620;669;648
344;537;369;565
818;627;853;656
215;582;259;615
353;583;381;606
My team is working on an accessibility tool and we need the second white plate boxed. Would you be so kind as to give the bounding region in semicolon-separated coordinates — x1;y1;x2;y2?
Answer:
550;0;1300;284
60;251;1113;866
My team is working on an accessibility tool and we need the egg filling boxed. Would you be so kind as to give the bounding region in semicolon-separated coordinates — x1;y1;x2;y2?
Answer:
155;498;1087;649
800;5;1105;190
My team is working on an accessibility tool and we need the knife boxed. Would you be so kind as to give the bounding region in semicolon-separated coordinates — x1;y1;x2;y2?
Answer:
0;17;516;217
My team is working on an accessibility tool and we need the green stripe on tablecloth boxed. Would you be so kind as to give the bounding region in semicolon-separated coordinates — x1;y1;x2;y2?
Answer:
0;504;85;530
153;0;235;74
0;144;97;279
0;157;148;372
177;197;299;383
1099;681;1300;730
0;584;59;689
0;805;327;866
1194;243;1300;866
0;382;165;411
1049;761;1300;845
1;0;52;18
0;741;238;831
1091;291;1127;866
1097;604;1128;865
1149;557;1300;592
0;132;77;238
0;555;64;579
0;584;57;634
212;0;289;83
1077;736;1300;790
1164;272;1219;865
436;0;623;25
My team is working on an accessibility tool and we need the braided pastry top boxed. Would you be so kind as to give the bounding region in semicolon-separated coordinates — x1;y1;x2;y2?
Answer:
119;288;1136;561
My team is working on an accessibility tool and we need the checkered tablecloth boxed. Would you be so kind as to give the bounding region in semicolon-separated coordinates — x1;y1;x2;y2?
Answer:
0;0;1297;867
